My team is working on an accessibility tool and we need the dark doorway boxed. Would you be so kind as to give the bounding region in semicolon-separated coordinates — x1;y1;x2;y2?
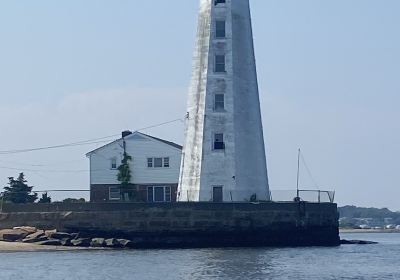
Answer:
213;186;223;202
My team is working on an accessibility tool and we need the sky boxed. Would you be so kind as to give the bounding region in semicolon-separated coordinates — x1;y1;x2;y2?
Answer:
0;0;399;210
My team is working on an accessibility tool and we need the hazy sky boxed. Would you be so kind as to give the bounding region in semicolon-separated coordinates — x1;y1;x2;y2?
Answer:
0;1;399;210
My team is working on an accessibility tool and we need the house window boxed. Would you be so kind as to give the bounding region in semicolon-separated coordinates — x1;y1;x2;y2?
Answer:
110;158;117;169
215;20;226;38
215;55;226;73
109;187;121;200
147;186;171;202
147;157;170;168
214;133;225;150
215;0;226;5
154;157;163;168
163;157;170;168
214;94;225;111
147;187;153;202
165;187;171;202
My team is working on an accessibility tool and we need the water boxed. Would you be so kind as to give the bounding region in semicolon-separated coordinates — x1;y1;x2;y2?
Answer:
0;233;399;280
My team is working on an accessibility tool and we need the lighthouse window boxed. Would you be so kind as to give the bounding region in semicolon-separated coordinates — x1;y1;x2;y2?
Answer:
215;20;226;38
215;0;226;5
215;55;226;73
214;94;225;111
214;133;225;150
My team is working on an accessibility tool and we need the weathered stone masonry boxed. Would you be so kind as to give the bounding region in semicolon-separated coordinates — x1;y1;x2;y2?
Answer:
0;202;340;248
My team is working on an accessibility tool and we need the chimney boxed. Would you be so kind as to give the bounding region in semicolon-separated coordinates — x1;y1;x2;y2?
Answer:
122;130;132;138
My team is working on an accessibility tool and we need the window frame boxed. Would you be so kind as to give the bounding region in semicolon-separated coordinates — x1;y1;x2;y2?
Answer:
215;55;226;73
215;20;226;39
214;0;226;6
109;186;121;201
163;157;170;168
147;157;170;168
110;158;118;170
213;133;225;150
147;186;171;203
153;157;163;168
214;94;225;111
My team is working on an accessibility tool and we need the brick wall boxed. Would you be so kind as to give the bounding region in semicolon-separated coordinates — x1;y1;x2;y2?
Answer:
90;184;178;202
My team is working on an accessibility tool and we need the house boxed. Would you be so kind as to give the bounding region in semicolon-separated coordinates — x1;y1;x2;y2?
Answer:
86;131;182;202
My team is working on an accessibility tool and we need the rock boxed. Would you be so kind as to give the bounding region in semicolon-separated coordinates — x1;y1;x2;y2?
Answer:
13;226;37;234
35;239;62;246
71;238;91;247
47;232;73;240
0;229;30;241
90;238;105;247
44;229;57;237
105;238;119;247
117;239;134;248
22;230;47;243
60;238;72;246
70;233;79;239
341;239;378;245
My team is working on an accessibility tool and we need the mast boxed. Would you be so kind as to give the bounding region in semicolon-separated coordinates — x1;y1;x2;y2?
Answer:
296;148;301;199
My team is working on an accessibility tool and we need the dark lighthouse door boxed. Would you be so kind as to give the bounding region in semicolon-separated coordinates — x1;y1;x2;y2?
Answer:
213;186;223;202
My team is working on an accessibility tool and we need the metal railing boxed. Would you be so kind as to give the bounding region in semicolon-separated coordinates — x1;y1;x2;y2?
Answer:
270;189;335;203
179;189;335;203
0;188;335;212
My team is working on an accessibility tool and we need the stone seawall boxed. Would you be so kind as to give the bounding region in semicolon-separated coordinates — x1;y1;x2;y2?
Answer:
0;202;340;248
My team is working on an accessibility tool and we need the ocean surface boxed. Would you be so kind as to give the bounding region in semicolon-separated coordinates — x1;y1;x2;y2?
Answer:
0;233;399;280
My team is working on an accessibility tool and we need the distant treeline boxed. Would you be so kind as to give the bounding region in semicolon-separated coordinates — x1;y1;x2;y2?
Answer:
338;205;400;219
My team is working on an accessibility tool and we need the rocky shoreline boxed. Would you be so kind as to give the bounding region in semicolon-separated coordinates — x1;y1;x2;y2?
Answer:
0;226;134;250
340;228;400;233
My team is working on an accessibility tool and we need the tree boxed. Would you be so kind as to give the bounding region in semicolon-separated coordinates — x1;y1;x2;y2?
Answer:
38;192;51;203
62;198;86;203
117;152;133;201
3;173;37;203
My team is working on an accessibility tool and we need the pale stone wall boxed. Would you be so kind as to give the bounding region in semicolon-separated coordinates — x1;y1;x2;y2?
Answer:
178;0;269;202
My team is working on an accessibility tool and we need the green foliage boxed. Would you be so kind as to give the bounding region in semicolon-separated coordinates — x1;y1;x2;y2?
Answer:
117;152;132;186
3;173;37;204
38;192;51;203
338;205;400;219
116;152;136;201
62;198;86;203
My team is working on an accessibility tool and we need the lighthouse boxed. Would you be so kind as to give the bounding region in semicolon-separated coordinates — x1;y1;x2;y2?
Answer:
178;0;269;202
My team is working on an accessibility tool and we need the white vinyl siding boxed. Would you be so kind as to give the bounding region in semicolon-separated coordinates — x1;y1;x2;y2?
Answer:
89;133;181;185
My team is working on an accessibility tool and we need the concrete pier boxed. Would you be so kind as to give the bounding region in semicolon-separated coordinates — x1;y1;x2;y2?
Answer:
0;202;340;248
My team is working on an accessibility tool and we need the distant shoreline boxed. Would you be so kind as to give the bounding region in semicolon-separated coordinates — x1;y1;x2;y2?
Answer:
340;229;400;234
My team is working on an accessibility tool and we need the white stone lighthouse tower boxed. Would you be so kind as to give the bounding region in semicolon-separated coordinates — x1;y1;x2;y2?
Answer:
178;0;269;202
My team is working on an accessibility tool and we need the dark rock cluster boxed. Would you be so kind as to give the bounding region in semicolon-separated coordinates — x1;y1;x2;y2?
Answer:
340;239;378;245
0;226;134;248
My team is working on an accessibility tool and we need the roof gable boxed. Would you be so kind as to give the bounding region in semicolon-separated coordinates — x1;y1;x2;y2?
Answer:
86;131;182;156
